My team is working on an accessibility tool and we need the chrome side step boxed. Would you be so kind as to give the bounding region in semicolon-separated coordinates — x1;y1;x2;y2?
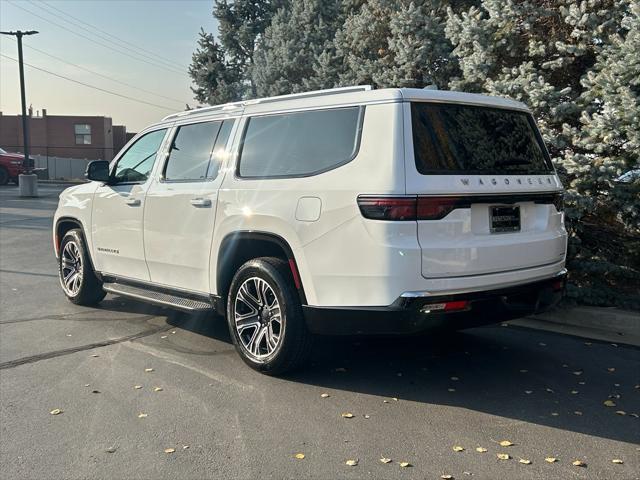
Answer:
103;282;214;312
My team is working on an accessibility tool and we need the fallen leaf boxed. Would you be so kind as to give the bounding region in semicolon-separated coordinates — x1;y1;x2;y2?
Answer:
154;387;163;392
475;447;487;453
524;390;533;394
545;388;554;393
571;390;579;394
574;411;583;416
399;461;411;468
607;368;616;372
164;448;175;454
294;453;305;459
171;330;176;334
380;457;392;464
453;446;465;452
134;385;142;390
604;400;616;407
341;413;354;418
545;457;557;463
320;393;330;398
615;410;626;416
498;440;514;447
363;414;370;419
144;368;154;373
551;412;559;416
50;409;62;415
584;342;592;346
160;335;167;339
448;388;456;392
91;354;99;358
572;460;585;467
612;459;623;464
519;459;531;465
345;459;358;466
572;370;583;376
105;447;117;453
392;397;399;402
182;445;189;450
630;413;639;418
611;343;618;347
441;475;453;479
497;453;510;460
383;400;389;403
138;413;147;418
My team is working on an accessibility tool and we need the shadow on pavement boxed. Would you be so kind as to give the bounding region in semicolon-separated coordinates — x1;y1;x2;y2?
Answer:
168;310;640;445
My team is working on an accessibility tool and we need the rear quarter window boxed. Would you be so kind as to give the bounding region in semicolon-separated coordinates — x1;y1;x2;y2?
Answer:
411;102;553;175
237;106;364;178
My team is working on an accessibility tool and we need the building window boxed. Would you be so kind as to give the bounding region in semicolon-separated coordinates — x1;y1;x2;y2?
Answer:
74;124;92;145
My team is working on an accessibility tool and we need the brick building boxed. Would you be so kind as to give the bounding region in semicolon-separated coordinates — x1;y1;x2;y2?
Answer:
0;109;133;161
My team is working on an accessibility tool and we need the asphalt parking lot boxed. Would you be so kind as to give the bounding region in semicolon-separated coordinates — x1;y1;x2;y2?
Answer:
1;184;638;480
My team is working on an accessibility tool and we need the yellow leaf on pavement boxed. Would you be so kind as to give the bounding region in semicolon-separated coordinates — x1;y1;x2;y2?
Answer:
320;393;330;398
497;453;510;460
475;447;487;453
49;408;63;415
604;400;616;407
144;368;154;373
380;457;392;464
341;412;354;418
545;457;557;463
154;387;163;392
519;459;531;465
453;446;464;452
294;453;305;459
612;459;623;464
399;461;411;467
572;460;585;467
138;413;147;418
133;385;142;390
441;475;453;479
499;440;514;447
164;448;175;454
345;459;358;466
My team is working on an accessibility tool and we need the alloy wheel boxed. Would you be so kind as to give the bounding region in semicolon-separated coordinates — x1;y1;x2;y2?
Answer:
234;277;283;359
61;240;83;296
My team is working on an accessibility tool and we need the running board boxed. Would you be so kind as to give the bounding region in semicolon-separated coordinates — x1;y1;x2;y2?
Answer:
102;282;215;312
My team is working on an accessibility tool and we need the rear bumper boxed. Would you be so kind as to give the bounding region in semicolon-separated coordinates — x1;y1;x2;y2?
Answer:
303;271;566;335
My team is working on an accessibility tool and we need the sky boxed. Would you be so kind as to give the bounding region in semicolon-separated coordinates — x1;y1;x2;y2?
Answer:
0;0;218;131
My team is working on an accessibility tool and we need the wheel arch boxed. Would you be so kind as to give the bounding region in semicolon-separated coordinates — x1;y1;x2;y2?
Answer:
216;231;307;305
54;217;97;272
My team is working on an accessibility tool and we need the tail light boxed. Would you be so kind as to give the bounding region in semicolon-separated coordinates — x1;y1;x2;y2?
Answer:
420;300;470;313
357;197;416;221
357;196;465;221
552;192;564;212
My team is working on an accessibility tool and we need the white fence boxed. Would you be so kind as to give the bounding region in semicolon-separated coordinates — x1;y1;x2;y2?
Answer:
32;155;92;180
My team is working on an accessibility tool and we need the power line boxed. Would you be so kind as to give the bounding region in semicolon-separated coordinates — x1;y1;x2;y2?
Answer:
4;36;186;106
0;53;175;111
39;0;190;71
6;1;189;78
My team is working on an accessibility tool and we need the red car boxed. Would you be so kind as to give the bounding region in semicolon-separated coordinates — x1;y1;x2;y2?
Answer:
0;148;27;185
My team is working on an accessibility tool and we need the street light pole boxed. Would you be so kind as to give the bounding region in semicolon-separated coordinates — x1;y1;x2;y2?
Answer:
1;30;39;195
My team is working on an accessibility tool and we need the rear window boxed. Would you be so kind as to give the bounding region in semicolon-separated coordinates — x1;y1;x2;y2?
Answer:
411;103;553;175
238;106;363;178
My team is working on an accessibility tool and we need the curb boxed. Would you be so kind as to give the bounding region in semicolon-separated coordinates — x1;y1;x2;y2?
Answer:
510;306;640;347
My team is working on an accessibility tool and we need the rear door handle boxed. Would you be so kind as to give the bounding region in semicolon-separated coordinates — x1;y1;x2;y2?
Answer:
125;198;141;206
190;197;211;207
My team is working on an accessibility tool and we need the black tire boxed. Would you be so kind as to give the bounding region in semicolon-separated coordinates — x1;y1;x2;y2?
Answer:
58;229;106;306
226;257;313;375
0;167;9;186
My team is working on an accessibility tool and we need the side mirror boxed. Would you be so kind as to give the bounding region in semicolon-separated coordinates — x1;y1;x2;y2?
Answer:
86;160;110;182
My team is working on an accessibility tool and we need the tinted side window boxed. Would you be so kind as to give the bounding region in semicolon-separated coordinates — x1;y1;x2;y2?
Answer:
238;107;363;178
164;121;221;181
206;119;235;179
113;129;167;184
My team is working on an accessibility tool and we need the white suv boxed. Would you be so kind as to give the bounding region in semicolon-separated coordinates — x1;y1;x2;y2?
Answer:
53;86;567;374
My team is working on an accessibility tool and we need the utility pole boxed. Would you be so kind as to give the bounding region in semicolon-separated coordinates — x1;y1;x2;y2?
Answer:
1;30;39;195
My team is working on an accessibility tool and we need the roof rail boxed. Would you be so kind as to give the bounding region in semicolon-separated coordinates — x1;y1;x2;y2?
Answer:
161;85;372;121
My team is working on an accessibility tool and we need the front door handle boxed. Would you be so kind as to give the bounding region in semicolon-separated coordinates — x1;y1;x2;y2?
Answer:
190;197;211;207
125;197;141;206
